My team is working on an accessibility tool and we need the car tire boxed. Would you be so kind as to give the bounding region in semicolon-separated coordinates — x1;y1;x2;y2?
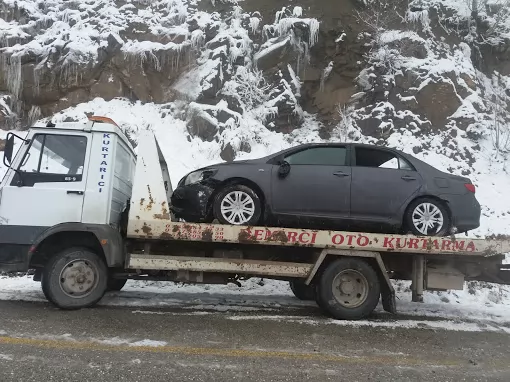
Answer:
41;247;108;310
405;198;451;237
289;280;315;301
316;258;380;320
213;184;262;225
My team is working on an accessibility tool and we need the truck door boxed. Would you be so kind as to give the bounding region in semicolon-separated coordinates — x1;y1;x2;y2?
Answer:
0;132;91;231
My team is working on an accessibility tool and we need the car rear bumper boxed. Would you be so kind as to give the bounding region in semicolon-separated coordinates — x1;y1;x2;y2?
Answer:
170;183;215;222
441;193;481;233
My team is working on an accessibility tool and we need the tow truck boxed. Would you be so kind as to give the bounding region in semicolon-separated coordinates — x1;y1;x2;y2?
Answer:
1;117;509;319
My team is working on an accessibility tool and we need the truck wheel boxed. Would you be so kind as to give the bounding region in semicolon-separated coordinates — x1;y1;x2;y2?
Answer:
107;278;128;292
41;247;108;310
289;280;315;300
316;258;380;320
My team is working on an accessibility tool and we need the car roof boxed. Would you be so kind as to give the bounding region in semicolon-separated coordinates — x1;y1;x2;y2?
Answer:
286;142;404;153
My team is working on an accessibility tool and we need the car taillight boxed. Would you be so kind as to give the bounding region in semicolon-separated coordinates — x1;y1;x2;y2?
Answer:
465;183;476;193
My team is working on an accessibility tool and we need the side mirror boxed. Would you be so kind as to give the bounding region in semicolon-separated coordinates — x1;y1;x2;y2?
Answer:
278;160;291;178
3;134;15;167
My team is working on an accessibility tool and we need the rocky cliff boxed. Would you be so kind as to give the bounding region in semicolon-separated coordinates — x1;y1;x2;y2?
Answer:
0;0;509;234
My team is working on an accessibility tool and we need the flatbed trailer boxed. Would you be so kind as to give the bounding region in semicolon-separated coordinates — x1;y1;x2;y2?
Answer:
1;119;509;320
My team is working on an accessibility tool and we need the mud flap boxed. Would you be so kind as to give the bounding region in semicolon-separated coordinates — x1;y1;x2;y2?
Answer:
381;282;397;314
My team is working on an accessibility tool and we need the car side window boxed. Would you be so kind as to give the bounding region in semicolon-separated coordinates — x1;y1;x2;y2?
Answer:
285;147;347;166
355;147;414;170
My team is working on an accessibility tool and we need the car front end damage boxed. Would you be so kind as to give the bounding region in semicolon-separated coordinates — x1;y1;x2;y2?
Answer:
170;169;219;222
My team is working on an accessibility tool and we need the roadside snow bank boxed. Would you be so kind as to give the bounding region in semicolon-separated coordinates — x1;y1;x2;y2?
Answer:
1;275;510;329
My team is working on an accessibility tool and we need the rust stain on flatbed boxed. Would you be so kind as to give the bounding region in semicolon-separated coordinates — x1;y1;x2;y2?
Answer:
202;229;213;242
160;232;172;239
160;201;169;217
146;185;155;211
238;230;257;243
267;231;288;243
153;213;170;220
140;198;145;206
141;223;152;236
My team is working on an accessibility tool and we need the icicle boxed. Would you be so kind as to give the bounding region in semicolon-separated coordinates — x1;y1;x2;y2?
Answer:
274;18;320;47
6;53;22;100
287;64;301;97
320;61;334;92
249;17;260;34
28;105;41;125
190;29;205;49
405;9;430;32
292;6;303;17
308;19;320;47
275;7;286;23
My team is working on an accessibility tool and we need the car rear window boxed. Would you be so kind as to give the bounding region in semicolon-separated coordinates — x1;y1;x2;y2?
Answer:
355;147;413;170
285;147;347;166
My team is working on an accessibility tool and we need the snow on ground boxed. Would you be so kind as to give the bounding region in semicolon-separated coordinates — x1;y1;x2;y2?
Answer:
1;275;510;333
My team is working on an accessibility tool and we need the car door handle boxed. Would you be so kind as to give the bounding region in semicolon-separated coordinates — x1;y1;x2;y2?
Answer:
333;172;350;177
401;175;416;181
67;190;84;195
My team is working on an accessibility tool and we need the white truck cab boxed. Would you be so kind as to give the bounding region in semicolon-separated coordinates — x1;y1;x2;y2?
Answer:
0;117;135;272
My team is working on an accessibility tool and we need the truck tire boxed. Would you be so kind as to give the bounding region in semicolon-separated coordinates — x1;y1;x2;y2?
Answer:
289;280;315;300
107;278;128;292
316;258;380;320
41;247;108;310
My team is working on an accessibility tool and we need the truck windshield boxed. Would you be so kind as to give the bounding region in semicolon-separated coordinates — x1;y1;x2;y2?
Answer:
20;134;87;175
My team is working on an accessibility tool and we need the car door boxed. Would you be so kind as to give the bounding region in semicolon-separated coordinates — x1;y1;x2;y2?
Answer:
0;132;90;229
350;146;423;221
270;145;351;218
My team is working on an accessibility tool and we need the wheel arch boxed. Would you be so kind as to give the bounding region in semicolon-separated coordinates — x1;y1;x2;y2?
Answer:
29;223;124;269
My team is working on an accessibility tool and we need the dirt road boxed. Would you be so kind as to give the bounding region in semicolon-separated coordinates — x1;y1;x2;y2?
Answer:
1;297;509;381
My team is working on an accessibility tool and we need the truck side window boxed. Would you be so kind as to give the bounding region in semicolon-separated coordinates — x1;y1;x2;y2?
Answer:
14;134;87;186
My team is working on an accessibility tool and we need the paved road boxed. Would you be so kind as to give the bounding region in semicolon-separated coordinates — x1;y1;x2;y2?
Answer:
0;298;509;381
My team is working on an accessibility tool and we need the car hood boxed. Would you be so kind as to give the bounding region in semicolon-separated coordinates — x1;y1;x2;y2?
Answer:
201;157;267;169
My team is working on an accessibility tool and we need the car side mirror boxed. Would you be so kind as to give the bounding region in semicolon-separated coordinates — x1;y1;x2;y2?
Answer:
3;134;15;167
278;160;291;178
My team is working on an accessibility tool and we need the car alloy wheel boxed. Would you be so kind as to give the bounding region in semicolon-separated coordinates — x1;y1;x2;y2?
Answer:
412;202;444;235
220;190;256;225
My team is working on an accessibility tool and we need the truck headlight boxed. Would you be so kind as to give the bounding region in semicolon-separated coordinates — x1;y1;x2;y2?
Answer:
184;169;217;186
